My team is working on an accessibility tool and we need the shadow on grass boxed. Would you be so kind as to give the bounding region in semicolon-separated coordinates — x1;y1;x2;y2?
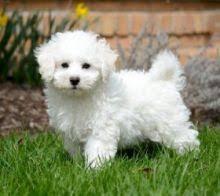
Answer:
116;141;164;160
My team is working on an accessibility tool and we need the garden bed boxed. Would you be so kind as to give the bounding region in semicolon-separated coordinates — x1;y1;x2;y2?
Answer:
0;82;48;136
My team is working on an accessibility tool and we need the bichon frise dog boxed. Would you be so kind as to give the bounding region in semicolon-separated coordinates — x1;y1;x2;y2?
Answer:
35;30;200;168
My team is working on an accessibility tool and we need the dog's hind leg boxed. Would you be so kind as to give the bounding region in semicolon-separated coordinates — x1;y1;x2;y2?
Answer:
155;123;200;154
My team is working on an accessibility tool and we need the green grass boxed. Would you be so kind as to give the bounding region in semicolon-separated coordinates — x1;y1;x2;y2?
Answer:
0;127;219;196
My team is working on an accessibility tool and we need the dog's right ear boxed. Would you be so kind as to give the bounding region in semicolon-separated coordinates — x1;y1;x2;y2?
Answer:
35;44;55;83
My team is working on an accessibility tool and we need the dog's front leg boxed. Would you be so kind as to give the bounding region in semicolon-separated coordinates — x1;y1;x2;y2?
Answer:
64;136;82;157
84;125;119;169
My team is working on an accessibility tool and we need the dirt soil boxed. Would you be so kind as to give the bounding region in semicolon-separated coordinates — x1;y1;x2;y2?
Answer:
0;83;49;136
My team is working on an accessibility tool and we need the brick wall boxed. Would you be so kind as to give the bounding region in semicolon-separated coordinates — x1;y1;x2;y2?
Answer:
4;1;220;63
88;10;220;63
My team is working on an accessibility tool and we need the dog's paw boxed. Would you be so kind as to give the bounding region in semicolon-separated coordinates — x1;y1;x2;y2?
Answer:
175;138;200;154
87;158;102;169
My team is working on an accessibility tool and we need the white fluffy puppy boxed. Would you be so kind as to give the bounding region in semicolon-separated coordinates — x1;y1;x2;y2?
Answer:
36;30;200;168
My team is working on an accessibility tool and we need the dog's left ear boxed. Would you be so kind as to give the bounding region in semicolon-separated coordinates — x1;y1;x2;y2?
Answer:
98;39;118;82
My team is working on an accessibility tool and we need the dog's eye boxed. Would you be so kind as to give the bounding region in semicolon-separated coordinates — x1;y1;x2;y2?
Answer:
82;63;91;69
61;62;69;68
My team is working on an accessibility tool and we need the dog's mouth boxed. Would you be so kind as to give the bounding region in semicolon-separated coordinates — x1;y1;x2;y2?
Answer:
72;86;78;90
72;86;82;92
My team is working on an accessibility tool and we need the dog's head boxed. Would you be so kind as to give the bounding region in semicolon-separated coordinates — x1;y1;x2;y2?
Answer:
35;31;117;95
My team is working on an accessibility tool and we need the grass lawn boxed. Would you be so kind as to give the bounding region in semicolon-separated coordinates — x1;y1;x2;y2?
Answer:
0;126;219;196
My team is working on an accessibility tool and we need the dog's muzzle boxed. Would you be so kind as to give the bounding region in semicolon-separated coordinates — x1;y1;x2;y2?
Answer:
70;77;80;88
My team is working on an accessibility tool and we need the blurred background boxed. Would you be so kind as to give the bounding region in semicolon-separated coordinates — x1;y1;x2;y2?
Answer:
0;0;220;135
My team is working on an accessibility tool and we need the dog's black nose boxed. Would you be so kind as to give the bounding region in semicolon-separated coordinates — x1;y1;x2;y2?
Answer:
70;77;80;86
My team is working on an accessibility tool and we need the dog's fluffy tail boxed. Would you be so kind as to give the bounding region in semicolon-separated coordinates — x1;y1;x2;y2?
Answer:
148;50;185;91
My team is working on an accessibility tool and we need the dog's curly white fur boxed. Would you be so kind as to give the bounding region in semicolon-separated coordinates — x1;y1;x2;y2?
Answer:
35;30;200;168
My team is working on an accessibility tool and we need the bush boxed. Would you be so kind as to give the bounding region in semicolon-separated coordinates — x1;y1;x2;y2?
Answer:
0;6;94;86
117;26;170;70
117;27;220;124
183;56;220;123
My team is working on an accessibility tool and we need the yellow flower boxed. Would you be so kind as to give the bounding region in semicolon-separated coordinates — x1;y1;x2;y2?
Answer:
75;3;89;19
0;12;8;27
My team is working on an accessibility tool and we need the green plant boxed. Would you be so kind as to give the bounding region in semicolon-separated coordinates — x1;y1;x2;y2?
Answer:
0;8;95;86
0;11;41;85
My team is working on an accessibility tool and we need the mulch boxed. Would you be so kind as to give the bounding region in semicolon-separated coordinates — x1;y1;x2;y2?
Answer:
0;83;49;136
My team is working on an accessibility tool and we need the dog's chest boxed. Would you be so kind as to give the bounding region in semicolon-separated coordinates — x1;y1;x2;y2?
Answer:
47;92;101;141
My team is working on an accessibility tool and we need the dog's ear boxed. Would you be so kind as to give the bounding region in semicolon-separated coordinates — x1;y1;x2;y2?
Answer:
98;38;118;82
35;44;55;83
